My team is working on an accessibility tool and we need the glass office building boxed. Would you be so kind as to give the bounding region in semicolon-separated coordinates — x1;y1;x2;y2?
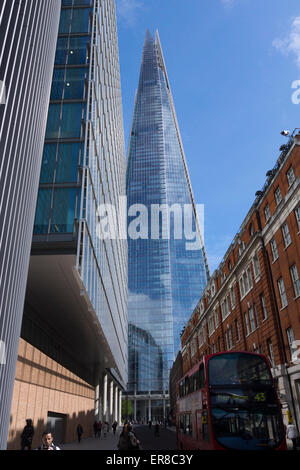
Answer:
28;0;127;396
126;30;209;420
0;0;61;449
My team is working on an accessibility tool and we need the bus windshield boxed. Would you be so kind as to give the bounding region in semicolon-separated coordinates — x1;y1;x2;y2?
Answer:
208;352;272;385
208;353;283;450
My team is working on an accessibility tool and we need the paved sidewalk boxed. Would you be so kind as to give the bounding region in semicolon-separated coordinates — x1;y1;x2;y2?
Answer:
60;428;121;450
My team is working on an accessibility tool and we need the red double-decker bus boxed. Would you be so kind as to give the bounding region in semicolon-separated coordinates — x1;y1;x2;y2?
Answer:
176;351;286;450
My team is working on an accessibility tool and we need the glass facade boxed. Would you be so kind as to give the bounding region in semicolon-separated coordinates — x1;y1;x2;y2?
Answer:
126;31;209;402
33;0;128;384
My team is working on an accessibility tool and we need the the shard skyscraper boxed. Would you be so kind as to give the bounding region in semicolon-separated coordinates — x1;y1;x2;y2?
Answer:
126;30;210;421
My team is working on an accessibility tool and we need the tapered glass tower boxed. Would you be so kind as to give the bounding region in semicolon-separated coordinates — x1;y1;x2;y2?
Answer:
126;30;209;420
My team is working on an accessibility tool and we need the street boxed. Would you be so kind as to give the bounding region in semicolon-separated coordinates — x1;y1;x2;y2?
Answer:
60;425;177;451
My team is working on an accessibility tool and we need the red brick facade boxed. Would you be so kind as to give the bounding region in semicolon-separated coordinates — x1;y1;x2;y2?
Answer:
7;339;95;450
179;131;300;428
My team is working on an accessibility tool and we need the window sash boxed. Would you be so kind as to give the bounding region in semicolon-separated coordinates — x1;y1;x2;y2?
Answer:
277;278;288;308
274;186;282;205
282;222;291;247
287;166;295;186
270;238;278;261
290;265;300;297
295;207;300;231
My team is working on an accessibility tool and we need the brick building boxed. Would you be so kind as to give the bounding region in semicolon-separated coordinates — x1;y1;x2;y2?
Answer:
179;129;300;429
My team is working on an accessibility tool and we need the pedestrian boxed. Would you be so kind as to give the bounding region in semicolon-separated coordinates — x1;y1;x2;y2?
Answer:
154;422;160;438
36;432;60;450
103;421;109;438
286;422;298;450
148;420;152;429
97;420;102;438
77;423;83;443
20;418;34;450
112;420;118;435
93;421;98;438
118;424;141;450
128;425;141;450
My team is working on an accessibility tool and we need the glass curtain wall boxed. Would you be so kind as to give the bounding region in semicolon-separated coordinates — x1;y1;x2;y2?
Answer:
126;31;209;401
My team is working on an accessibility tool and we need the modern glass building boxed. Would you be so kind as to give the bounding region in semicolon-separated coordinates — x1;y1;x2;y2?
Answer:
126;30;210;421
0;0;61;449
5;0;128;445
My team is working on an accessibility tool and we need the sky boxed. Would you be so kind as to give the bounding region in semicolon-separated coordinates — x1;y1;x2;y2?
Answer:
115;0;300;273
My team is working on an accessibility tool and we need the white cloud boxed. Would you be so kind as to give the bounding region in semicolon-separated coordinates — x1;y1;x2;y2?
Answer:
273;16;300;69
116;0;144;27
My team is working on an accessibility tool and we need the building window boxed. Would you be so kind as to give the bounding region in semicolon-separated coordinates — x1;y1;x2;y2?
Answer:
253;302;259;327
282;222;292;248
249;223;254;237
208;314;215;336
253;253;261;279
274;186;282;206
260;294;268;321
277;277;288;308
214;309;219;329
230;285;236;308
286;166;295;187
211;282;216;296
238;241;246;257
264;204;271;222
267;339;275;367
295;206;300;232
248;306;256;332
290;264;300;298
239;267;253;298
225;326;233;350
221;296;231;320
244;312;250;336
198;328;204;347
286;327;295;358
200;301;204;314
235;319;240;342
270;238;278;261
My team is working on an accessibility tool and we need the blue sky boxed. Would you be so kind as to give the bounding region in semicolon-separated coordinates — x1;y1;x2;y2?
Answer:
116;0;300;273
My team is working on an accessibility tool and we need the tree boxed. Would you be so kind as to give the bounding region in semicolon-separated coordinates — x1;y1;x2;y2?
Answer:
122;398;134;419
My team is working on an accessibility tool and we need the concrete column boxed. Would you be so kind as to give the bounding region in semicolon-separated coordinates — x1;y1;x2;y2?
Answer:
109;381;114;423
114;385;118;422
163;397;166;420
118;389;122;425
103;374;108;422
134;398;137;422
94;384;100;419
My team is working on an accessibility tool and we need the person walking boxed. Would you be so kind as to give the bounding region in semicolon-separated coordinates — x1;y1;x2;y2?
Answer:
20;419;34;450
36;432;60;450
112;420;118;435
286;422;298;450
97;420;102;438
154;422;160;438
93;421;98;438
77;424;83;444
118;424;141;450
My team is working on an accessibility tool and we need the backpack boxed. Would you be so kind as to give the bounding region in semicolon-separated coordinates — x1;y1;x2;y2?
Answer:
128;432;139;450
